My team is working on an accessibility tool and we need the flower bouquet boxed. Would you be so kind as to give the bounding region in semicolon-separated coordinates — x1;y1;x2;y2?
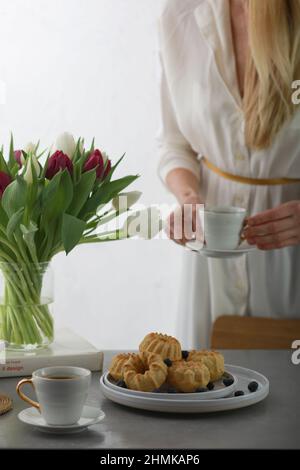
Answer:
0;133;148;350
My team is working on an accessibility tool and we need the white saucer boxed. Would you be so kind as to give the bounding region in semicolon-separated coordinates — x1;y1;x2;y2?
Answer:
18;405;105;434
186;240;256;258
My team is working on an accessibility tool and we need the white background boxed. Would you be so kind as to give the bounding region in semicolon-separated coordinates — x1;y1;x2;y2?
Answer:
0;0;185;349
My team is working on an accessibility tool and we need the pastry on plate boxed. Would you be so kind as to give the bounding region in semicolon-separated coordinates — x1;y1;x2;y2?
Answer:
139;332;182;361
109;353;135;381
187;350;225;382
123;351;168;392
167;360;210;393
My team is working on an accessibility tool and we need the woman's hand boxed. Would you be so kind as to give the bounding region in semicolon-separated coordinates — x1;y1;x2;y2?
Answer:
165;168;204;246
243;200;300;250
166;195;204;246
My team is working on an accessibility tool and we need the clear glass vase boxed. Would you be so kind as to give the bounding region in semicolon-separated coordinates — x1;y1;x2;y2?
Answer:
0;262;54;351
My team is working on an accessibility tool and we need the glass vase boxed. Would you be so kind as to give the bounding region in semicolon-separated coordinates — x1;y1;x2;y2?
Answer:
0;262;54;351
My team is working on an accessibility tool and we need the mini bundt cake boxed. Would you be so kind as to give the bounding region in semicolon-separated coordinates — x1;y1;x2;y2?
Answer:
123;352;168;392
167;360;210;393
109;353;135;381
187;350;225;382
139;332;182;361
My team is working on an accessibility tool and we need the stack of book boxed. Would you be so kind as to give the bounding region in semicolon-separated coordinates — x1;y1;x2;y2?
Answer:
0;328;103;377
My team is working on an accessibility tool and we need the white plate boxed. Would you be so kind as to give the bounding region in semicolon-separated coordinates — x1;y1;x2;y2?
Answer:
103;370;237;400
18;405;105;434
100;365;269;413
186;241;256;258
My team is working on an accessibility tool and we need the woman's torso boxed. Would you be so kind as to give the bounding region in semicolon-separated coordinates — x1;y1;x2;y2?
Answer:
159;0;300;321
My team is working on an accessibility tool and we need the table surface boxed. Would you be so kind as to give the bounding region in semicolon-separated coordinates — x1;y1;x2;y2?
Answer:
0;350;299;449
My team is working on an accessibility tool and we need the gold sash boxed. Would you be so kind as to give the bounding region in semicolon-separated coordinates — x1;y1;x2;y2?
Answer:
202;157;300;186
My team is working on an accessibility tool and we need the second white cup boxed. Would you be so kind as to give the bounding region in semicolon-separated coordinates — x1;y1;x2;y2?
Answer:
16;366;91;425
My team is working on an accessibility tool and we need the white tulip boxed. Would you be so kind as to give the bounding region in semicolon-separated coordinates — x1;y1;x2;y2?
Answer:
53;132;76;158
123;207;162;239
102;151;109;164
24;142;37;154
112;191;142;211
23;154;40;184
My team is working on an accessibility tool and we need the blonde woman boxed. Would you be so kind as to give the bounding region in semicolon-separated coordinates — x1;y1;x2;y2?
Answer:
158;0;300;347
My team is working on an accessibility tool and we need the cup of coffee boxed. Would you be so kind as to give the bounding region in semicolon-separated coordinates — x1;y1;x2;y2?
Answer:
16;366;91;425
202;206;246;250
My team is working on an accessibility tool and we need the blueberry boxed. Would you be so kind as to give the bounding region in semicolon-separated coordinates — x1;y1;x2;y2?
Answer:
234;390;245;397
167;387;177;393
153;388;162;393
181;350;189;360
207;382;215;391
222;372;231;379
248;381;259;393
195;387;207;393
164;358;173;367
116;380;127;388
223;378;234;387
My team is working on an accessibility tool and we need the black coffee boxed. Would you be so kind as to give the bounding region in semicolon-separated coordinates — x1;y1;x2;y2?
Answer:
44;375;77;380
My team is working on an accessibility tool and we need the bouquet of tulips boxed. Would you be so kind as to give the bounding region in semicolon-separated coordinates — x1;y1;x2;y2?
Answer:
0;132;146;350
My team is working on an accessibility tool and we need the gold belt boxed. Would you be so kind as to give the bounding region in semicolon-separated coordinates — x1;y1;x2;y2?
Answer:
202;157;300;186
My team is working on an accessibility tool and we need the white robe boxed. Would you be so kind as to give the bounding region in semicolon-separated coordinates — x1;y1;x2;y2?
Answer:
157;0;300;348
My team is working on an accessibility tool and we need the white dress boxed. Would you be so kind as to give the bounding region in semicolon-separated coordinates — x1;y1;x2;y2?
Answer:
157;0;300;348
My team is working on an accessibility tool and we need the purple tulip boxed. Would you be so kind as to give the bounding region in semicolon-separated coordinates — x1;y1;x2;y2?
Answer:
14;150;24;168
103;158;111;179
0;171;12;197
83;149;104;179
45;150;73;179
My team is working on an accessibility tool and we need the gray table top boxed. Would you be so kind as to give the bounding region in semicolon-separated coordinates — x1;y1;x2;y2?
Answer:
0;349;299;449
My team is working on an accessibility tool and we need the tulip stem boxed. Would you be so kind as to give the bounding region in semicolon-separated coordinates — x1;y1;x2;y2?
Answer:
0;256;53;348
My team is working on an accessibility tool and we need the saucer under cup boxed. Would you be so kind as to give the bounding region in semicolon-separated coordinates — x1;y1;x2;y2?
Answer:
17;366;91;426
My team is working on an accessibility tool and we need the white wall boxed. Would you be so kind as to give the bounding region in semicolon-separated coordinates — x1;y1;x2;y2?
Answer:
0;0;183;349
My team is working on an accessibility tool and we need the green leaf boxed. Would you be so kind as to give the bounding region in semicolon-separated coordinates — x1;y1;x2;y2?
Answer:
72;138;83;164
42;171;61;203
2;176;27;218
10;162;20;178
73;152;88;183
0;204;8;227
6;207;24;239
79;174;139;219
8;133;15;169
0;150;9;174
62;213;86;254
106;153;125;182
34;140;40;154
41;170;73;223
89;138;95;153
67;169;96;216
37;148;47;160
40;152;50;179
20;222;38;261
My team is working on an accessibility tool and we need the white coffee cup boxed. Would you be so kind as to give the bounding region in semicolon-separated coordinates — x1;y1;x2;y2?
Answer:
202;206;246;250
16;366;91;425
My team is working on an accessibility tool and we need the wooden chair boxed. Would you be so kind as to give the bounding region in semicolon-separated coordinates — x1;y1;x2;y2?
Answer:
211;315;300;349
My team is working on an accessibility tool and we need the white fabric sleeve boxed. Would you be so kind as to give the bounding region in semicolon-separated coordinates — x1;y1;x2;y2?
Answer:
157;54;200;185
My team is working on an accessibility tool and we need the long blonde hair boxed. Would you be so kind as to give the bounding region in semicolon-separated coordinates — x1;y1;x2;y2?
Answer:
244;0;300;150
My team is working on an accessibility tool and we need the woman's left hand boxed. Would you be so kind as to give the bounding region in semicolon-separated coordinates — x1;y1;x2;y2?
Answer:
243;200;300;250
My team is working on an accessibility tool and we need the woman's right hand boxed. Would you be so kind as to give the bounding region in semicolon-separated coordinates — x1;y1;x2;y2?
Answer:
165;168;204;246
166;194;204;246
